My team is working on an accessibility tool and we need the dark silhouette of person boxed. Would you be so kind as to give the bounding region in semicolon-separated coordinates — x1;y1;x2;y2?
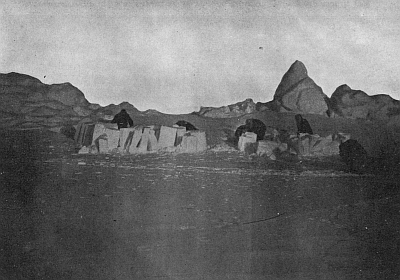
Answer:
234;119;267;142
339;139;368;173
111;109;133;130
175;120;197;131
295;114;313;135
234;125;248;140
245;119;267;141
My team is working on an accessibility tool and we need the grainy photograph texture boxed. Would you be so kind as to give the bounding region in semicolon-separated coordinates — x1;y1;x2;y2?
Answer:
1;1;400;279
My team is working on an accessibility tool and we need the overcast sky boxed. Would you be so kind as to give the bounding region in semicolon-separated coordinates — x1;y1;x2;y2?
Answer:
1;0;400;113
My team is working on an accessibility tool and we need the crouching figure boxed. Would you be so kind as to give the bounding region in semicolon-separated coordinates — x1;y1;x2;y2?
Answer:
295;114;313;135
235;119;267;142
339;139;368;173
175;120;197;131
111;109;134;130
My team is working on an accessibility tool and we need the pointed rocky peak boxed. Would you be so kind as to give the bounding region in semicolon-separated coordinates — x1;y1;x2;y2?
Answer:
271;60;329;115
274;60;309;99
118;101;136;107
337;84;352;91
333;84;352;94
288;60;308;77
117;102;140;112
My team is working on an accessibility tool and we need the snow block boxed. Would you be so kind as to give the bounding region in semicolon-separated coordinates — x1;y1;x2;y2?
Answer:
79;124;86;145
92;123;119;153
78;146;90;154
75;123;95;147
77;123;88;146
238;132;257;153
292;133;349;157
98;138;109;154
74;123;84;144
74;118;93;143
74;123;83;143
158;126;177;148
92;133;106;153
179;135;197;152
82;124;95;147
103;128;120;151
148;129;159;151
297;133;315;156
89;145;98;154
257;141;288;160
91;124;106;146
334;132;351;143
191;131;207;152
178;131;207;153
175;127;187;146
127;127;143;154
138;127;150;152
119;127;137;152
311;134;340;156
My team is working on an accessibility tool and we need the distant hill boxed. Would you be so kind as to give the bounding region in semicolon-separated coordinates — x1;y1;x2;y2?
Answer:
0;72;166;130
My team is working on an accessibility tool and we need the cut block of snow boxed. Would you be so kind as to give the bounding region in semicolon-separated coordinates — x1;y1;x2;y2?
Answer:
82;124;95;147
175;127;186;146
148;129;159;151
119;127;136;152
238;132;257;153
103;128;120;151
257;140;278;159
158;126;177;148
78;146;90;154
138;127;150;152
127;127;143;154
178;130;207;153
98;138;109;153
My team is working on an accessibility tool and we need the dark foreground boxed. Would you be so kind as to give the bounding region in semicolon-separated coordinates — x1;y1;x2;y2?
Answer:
1;130;400;279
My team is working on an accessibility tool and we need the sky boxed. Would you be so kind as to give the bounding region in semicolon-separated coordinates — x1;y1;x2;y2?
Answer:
1;0;400;114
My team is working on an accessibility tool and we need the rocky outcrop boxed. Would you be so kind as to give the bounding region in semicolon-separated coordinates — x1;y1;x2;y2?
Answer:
329;84;400;122
144;109;164;115
255;101;275;112
90;102;142;121
271;61;329;115
0;73;89;106
88;103;102;110
197;98;256;118
99;101;140;116
47;83;89;106
0;72;95;129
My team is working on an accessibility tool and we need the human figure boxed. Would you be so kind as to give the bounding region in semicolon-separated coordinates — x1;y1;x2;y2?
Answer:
111;109;134;130
277;129;300;155
175;120;197;131
339;139;368;173
294;115;314;156
234;119;266;143
295;114;313;135
234;125;248;139
244;119;267;141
